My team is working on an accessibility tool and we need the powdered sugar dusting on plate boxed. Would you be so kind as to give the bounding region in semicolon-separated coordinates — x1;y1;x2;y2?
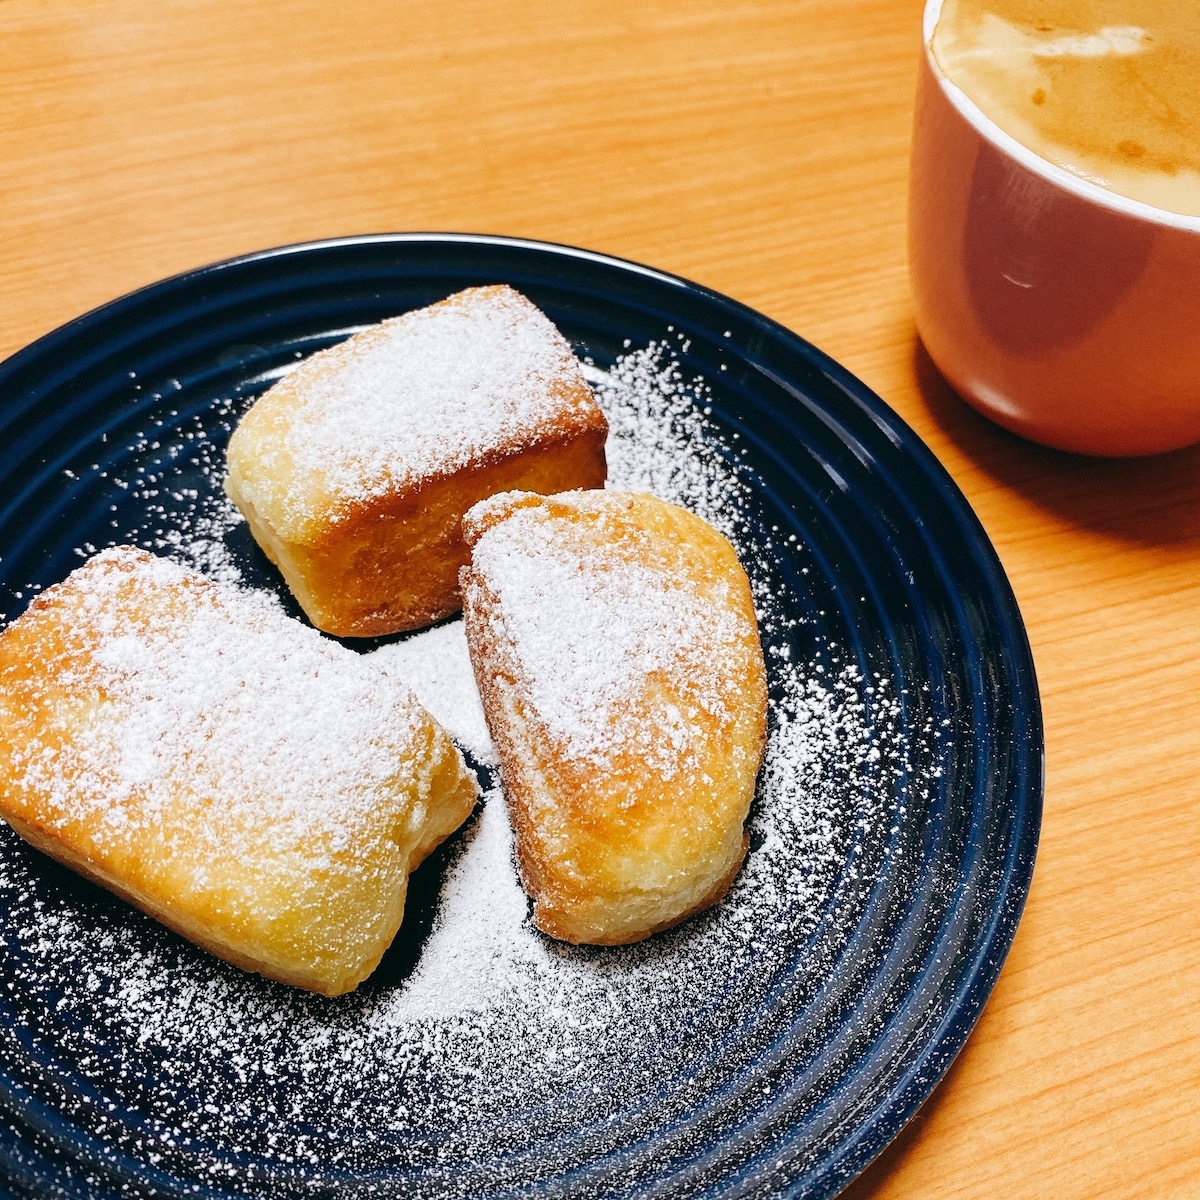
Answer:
368;620;497;767
377;787;535;1021
0;333;938;1196
101;396;248;588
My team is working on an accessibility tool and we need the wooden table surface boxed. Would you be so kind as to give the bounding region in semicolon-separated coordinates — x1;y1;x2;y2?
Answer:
2;1;1197;1196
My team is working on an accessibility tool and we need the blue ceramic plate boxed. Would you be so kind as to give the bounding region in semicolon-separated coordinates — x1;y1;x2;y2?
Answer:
0;235;1041;1199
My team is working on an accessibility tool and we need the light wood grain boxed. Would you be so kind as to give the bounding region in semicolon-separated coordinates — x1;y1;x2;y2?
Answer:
2;0;1198;1195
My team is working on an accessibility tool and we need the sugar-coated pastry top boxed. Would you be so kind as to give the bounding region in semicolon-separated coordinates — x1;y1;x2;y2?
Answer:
226;285;605;543
461;490;768;945
463;491;759;777
2;549;433;858
0;546;478;995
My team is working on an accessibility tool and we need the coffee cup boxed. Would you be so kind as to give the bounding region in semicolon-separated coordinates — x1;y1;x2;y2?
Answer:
909;0;1200;456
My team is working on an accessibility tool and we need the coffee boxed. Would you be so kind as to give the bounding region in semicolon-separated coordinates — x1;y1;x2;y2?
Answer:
930;1;1200;217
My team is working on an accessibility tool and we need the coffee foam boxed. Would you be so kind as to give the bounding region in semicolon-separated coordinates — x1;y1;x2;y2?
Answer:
930;0;1200;217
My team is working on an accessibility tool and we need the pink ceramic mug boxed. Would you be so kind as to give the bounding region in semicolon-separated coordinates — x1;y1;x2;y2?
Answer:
909;0;1200;456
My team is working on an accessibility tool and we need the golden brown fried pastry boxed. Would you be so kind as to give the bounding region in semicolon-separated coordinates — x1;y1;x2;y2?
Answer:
0;547;478;996
460;490;768;945
224;285;608;638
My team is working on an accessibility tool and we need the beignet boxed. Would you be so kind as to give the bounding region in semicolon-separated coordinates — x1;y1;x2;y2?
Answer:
224;285;608;637
460;490;768;945
0;547;478;996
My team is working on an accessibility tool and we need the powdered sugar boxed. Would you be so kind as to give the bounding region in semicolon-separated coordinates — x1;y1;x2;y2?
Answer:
7;548;434;866
369;620;497;767
591;347;745;541
229;286;604;527
380;787;534;1021
104;397;249;588
464;500;744;774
